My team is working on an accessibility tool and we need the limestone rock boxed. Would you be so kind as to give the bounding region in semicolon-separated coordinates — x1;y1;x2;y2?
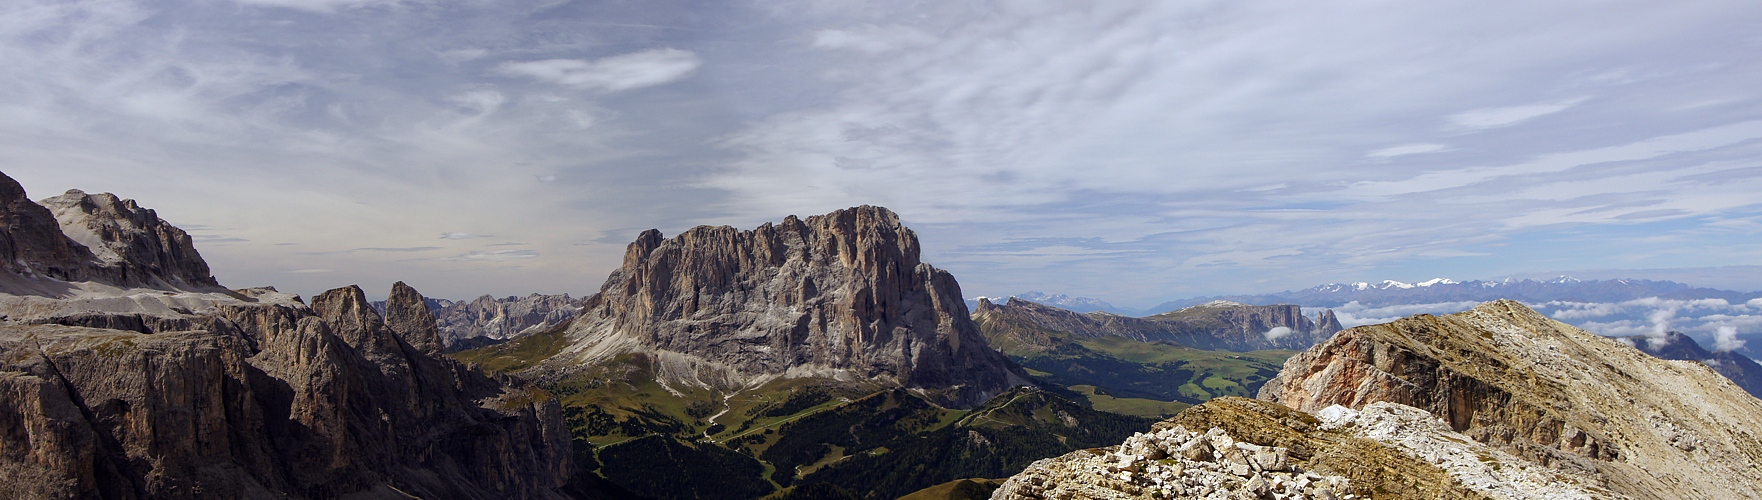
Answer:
995;396;1609;500
429;293;584;349
0;172;573;498
39;189;219;289
0;286;575;499
541;205;1027;408
384;281;445;355
0;173;95;286
1260;299;1762;499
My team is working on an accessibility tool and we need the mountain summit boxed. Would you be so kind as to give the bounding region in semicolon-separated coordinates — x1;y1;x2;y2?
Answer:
539;206;1027;408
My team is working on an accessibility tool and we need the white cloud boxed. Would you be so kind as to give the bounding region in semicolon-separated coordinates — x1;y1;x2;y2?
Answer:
440;233;493;240
497;49;701;92
452;249;539;262
231;0;396;13
1714;326;1746;352
1449;98;1586;129
447;90;505;116
1263;326;1293;341
1366;143;1450;158
812;25;937;54
1545;301;1623;320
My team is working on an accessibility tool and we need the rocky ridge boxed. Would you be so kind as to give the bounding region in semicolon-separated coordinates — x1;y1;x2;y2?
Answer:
536;206;1027;408
995;396;1605;499
1259;300;1762;499
0;171;575;499
1610;330;1762;399
993;423;1353;500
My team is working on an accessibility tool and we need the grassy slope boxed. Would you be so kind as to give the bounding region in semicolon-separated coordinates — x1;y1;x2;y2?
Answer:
896;479;1005;500
448;321;1277;499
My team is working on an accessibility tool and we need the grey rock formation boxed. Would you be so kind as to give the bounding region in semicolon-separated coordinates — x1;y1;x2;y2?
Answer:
39;189;219;289
1260;300;1762;499
386;281;446;355
0;175;98;286
431;293;584;349
541;206;1027;408
0;172;574;499
0;171;220;294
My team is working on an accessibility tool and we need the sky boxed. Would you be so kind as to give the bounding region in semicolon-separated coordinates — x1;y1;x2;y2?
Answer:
3;0;1761;306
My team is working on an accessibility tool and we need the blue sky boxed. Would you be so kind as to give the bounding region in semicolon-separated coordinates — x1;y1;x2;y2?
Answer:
4;0;1761;306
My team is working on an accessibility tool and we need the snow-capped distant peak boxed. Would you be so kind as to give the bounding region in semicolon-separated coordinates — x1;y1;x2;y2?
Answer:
1199;300;1249;307
1416;278;1458;287
1351;282;1371;291
1548;275;1581;284
1381;280;1416;289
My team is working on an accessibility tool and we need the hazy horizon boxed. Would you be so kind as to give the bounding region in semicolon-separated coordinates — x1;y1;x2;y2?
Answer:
6;1;1760;305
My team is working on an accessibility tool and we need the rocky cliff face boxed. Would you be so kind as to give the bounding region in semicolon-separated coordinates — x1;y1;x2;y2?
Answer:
973;297;1342;353
541;206;1026;408
0;285;575;499
0;172;219;293
1260;300;1762;499
0;174;91;286
0;171;573;499
431;293;584;349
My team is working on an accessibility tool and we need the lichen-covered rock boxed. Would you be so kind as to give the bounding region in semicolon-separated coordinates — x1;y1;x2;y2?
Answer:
1260;299;1762;499
543;206;1027;408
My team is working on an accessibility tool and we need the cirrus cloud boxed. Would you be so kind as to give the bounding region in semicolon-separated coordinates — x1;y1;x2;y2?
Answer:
497;49;702;92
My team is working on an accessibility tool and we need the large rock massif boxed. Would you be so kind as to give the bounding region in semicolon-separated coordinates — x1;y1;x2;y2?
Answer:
537;206;1027;408
0;171;574;499
432;293;584;350
1;177;216;294
1259;300;1762;499
974;297;1341;353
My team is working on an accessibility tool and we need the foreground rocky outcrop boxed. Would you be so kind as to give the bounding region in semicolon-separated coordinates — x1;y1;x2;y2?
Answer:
995;396;1605;499
1260;300;1762;499
974;298;1341;353
0;171;574;499
536;205;1027;409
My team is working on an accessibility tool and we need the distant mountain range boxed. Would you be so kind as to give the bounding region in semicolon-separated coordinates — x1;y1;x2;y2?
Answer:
1149;276;1758;311
987;291;1138;315
1001;277;1762;362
